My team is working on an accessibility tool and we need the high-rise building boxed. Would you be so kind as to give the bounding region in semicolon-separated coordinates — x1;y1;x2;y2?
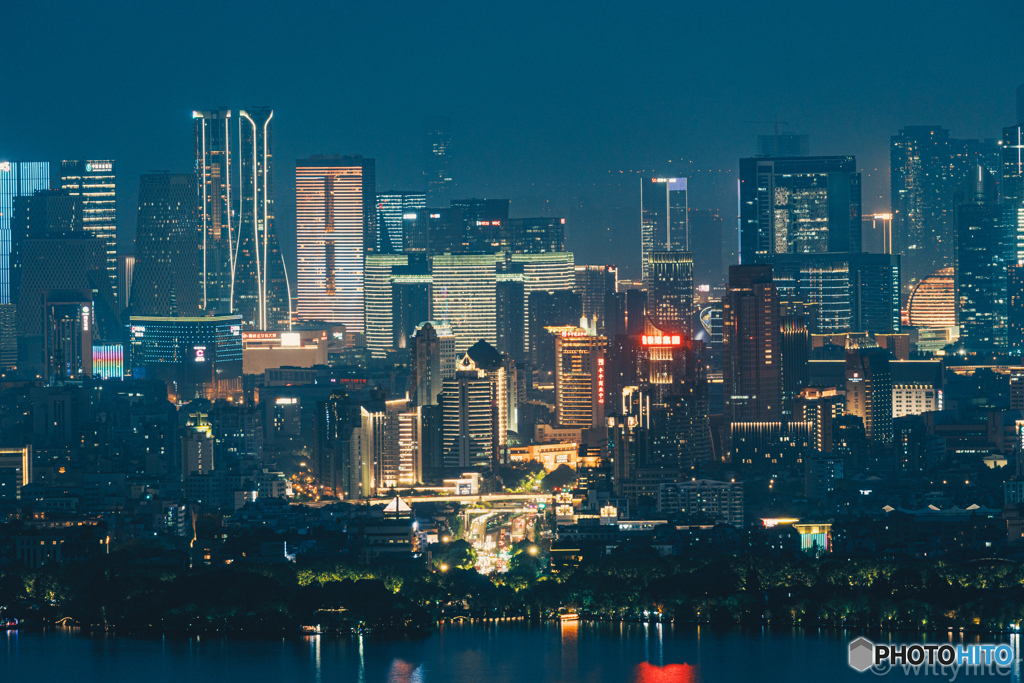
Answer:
0;304;14;370
907;267;957;328
641;177;687;283
363;398;423;495
295;155;377;333
779;314;810;419
130;173;203;317
955;166;1007;351
424;116;453;206
1010;264;1023;356
554;327;607;430
845;341;893;445
60;161;117;307
891;126;1001;290
510;252;575;357
466;339;518;446
0;161;49;305
10;189;82;306
43;293;93;382
409;321;456;406
723;265;781;427
451;198;510;252
390;254;432;350
1000;123;1024;264
507;217;566;254
528;289;582;383
431;253;498;354
441;354;494;469
402;207;463;256
117;254;135;315
574;265;617;334
739;156;861;264
647;251;694;339
376;191;425;254
689;208;728;289
0;447;32;501
193;108;291;329
364;254;408;358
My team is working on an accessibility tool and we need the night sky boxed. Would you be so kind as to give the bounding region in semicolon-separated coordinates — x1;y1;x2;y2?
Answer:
3;0;1023;279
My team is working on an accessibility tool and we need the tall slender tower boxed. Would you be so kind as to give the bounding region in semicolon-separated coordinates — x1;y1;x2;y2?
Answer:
193;108;290;329
60;160;117;308
723;264;780;425
295;155;376;333
0;161;49;304
640;177;687;284
423;117;453;206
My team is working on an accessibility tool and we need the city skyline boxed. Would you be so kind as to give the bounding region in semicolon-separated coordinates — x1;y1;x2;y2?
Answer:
4;2;1024;280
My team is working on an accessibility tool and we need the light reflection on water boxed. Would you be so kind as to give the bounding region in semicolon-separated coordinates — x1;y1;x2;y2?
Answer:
5;623;1022;683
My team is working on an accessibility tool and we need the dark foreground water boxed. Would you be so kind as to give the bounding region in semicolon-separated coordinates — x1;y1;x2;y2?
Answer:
3;622;1022;682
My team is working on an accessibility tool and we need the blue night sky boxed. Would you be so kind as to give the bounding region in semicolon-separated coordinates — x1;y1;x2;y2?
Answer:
3;0;1023;279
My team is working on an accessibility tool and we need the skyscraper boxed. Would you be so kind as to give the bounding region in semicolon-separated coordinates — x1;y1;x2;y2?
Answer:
507;217;566;254
554;327;607;429
424;117;454;206
739;156;861;264
376;191;425;254
1009;263;1023;357
955;166;1007;351
193;108;290;329
509;252;575;357
431;253;498;355
647;251;694;339
295;155;376;333
641;177;687;283
451;198;510;252
723;264;780;427
364;254;408;358
441;354;494;469
845;341;893;446
0;161;49;304
1002;123;1024;264
409;321;456;407
130;173;203;317
574;265;617;334
60;161;117;308
891;126;1001;290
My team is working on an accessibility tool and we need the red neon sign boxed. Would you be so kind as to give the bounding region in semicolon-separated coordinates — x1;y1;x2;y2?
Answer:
641;334;681;346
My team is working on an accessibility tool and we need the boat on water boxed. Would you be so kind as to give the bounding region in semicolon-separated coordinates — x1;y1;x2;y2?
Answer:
559;612;579;622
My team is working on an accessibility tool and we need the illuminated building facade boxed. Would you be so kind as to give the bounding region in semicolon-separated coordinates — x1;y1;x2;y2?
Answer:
364;254;409;358
647;251;694;339
44;294;93;382
451;198;510;252
295;155;376;333
641;177;687;283
723;265;781;426
60;160;117;307
1003;124;1024;264
507;217;566;254
657;479;744;527
907;267;956;328
0;161;49;304
510;252;574;357
0;446;32;501
574;265;617;334
845;341;893;445
891;126;1001;290
364;399;423;495
131;173;203;317
431;253;498;355
739;156;861;264
193;108;291;329
553;327;607;429
441;355;494;469
92;344;124;379
128;315;243;403
376;191;425;254
409;322;456;407
1010;264;1023;356
117;254;134;315
955;166;1007;351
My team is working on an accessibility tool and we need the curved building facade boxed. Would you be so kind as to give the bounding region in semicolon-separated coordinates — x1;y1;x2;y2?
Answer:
907;267;955;328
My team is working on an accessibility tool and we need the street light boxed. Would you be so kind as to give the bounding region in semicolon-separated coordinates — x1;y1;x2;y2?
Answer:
528;545;538;556
439;564;449;572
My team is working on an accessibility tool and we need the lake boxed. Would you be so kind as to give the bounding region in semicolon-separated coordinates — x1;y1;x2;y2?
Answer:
4;622;1021;682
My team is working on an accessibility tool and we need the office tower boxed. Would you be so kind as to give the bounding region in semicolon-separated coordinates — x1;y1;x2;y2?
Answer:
554;328;606;429
0;161;49;304
128;315;243;404
60;160;117;307
390;254;432;350
376;191;425;254
365;254;408;358
507;217;566;254
891;359;943;417
845;341;893;445
1011;264;1023;356
574;265;617;334
441;354;494;469
640;177;687;283
431;253;498;354
424;116;453;206
0;447;32;501
194;108;291;328
510;252;575;357
402;207;463;255
10;189;81;305
451;198;510;252
361;398;422;495
955;167;1007;351
891;126;1001;289
130;173;203;317
647;251;694;339
409;321;456;406
295;155;377;333
723;265;781;426
467;339;517;445
496;272;524;362
757;133;809;157
739;156;861;264
43;293;93;382
117;255;135;314
1005;121;1024;265
779;314;810;418
794;387;845;454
